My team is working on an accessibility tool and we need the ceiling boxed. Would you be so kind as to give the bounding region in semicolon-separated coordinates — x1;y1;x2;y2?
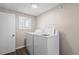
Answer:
0;3;60;16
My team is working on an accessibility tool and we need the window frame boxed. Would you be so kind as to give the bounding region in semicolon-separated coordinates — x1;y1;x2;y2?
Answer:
19;16;32;29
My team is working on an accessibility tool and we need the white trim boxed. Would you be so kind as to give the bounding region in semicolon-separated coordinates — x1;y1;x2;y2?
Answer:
16;45;25;49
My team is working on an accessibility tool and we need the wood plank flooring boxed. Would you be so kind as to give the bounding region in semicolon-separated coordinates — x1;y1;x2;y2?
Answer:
4;47;29;55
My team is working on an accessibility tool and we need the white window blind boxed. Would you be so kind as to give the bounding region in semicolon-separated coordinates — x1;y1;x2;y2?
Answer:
19;16;32;29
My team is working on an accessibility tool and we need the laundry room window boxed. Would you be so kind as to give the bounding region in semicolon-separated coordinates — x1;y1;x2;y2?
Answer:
19;16;32;29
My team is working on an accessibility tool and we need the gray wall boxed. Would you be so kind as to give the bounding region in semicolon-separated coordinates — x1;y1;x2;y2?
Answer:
37;4;79;55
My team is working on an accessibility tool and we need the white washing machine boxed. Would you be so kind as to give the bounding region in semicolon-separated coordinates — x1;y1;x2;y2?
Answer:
34;31;59;55
25;32;42;55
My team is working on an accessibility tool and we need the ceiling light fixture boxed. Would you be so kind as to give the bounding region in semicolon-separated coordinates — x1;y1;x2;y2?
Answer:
31;4;38;8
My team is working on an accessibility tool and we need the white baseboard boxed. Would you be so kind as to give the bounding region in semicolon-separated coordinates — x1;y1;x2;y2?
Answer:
16;45;25;49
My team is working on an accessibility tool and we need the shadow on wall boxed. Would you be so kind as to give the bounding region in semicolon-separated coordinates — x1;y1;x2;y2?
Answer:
59;31;74;55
